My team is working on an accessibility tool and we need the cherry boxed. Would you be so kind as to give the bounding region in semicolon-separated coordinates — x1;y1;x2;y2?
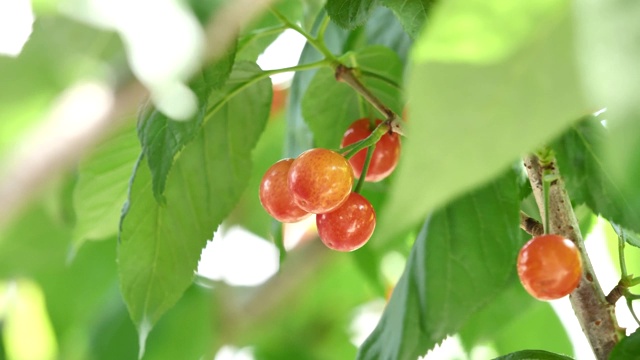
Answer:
259;159;310;223
340;118;401;182
316;192;376;251
288;148;354;214
517;234;582;300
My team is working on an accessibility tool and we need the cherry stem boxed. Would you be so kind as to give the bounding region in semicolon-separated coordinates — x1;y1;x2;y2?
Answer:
354;146;375;193
618;227;629;278
519;210;544;236
270;8;338;63
542;170;551;234
341;122;390;159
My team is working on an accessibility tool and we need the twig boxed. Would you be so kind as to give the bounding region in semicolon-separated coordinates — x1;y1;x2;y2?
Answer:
524;155;621;359
519;211;544;236
334;64;405;136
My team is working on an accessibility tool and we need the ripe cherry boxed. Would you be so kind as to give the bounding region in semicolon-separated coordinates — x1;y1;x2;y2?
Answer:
259;159;310;223
517;234;582;300
288;148;354;214
341;118;401;182
316;192;376;251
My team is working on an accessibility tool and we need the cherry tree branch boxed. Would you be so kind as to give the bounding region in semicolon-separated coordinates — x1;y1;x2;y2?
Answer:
524;155;622;359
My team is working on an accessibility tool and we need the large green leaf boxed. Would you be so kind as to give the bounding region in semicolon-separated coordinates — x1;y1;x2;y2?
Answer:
118;62;271;355
358;170;523;359
610;318;640;359
137;48;236;203
72;121;139;248
378;2;588;245
553;116;640;236
379;0;435;38
302;46;403;149
573;1;640;186
413;0;568;63
493;350;573;360
460;279;572;357
325;0;376;30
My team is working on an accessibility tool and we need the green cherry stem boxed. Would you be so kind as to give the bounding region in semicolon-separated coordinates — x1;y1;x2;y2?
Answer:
342;121;390;159
542;170;551;234
354;146;375;193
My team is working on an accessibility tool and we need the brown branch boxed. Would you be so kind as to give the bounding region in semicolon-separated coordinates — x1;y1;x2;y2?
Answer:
519;210;544;236
335;64;405;136
524;155;621;359
606;280;626;305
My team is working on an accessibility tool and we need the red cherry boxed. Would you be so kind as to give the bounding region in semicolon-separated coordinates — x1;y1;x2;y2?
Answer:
517;234;582;300
340;118;401;182
259;159;310;222
316;192;376;251
288;148;354;214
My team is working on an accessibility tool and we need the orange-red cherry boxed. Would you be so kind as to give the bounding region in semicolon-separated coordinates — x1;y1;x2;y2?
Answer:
316;192;376;251
259;159;310;223
288;148;354;214
517;234;582;300
341;118;401;182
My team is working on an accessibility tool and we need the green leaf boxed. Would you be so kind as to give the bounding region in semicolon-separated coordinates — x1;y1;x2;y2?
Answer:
553;116;640;236
358;170;523;359
302;46;403;149
378;3;588;245
379;0;435;38
610;323;640;359
118;62;271;355
413;0;568;64
364;7;413;64
492;350;573;360
137;47;236;203
610;222;640;249
325;0;376;30
460;279;572;357
72;121;140;248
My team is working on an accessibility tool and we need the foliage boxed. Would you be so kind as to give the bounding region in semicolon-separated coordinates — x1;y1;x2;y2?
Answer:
1;0;640;359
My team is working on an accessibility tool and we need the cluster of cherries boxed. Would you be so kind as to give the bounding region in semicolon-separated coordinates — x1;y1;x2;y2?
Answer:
517;234;583;300
259;118;401;251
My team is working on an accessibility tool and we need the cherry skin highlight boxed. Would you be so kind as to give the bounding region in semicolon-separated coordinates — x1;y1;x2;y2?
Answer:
288;148;354;214
316;192;376;252
341;118;401;182
517;234;582;301
259;159;310;222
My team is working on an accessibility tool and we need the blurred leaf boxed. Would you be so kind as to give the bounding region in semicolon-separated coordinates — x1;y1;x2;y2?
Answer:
143;285;217;360
573;1;640;186
358;170;523;359
364;7;413;64
493;350;573;360
0;203;122;359
610;222;640;249
460;279;572;357
378;3;588;246
72;121;139;248
118;62;271;354
413;0;567;63
379;0;435;38
0;16;122;157
137;47;236;203
554;116;640;236
302;46;403;149
351;245;386;297
325;0;376;29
